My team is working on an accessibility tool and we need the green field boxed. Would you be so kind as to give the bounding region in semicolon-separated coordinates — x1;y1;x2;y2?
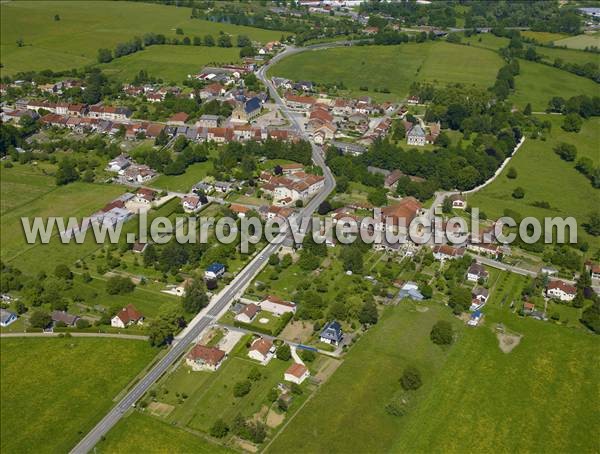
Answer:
96;411;232;454
554;32;600;50
0;0;283;75
0;337;156;454
535;45;600;67
469;115;600;249
269;300;599;453
0;164;125;274
153;161;214;193
509;59;599;111
521;31;569;44
100;45;241;83
269;42;503;100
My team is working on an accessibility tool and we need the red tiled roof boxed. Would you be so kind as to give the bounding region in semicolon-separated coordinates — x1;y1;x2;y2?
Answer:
116;304;142;324
547;280;577;295
187;344;226;365
285;363;308;378
250;337;273;356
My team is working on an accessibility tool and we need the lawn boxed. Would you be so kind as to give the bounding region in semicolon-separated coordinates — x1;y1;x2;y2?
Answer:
521;31;569;44
153;160;214;193
269;42;503;101
553;32;600;50
0;337;156;454
0;0;284;75
509;59;600;111
535;45;600;68
100;45;242;83
0;162;56;215
468;115;600;249
96;411;232;454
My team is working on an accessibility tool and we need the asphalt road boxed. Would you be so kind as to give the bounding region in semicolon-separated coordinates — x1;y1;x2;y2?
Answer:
70;44;336;454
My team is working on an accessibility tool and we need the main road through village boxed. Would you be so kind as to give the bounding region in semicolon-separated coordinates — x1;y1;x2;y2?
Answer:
70;43;337;454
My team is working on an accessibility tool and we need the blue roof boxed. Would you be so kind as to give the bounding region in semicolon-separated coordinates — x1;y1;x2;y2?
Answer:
320;320;343;342
207;263;225;273
245;97;261;114
472;310;482;318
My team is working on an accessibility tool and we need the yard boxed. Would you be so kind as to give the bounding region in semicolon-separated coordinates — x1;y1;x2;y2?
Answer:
0;337;156;454
152;160;214;193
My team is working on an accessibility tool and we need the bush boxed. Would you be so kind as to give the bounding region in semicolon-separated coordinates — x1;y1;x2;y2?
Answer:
400;367;422;391
233;380;252;397
29;310;51;328
512;187;525;199
76;319;90;329
210;418;229;438
299;349;316;362
276;343;291;361
430;320;453;345
106;276;135;295
507;167;517;179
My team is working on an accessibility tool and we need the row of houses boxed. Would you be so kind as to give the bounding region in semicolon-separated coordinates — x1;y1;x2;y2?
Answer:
259;169;326;207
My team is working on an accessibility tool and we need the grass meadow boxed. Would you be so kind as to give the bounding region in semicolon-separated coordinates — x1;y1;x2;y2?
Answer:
153;160;214;193
468;115;600;249
0;337;156;454
96;411;233;454
553;32;600;50
269;42;503;100
0;0;283;75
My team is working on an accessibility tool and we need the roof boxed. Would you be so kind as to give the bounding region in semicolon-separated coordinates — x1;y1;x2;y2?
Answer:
320;320;343;342
285;362;308;378
381;197;422;226
285;93;316;105
547;280;577;295
115;304;143;324
169;112;189;123
264;295;296;308
207;262;225;273
468;263;488;276
250;337;273;356
187;344;226;365
51;310;79;325
245;97;261;114
472;287;489;298
0;308;17;324
132;241;147;253
433;245;465;257
230;204;250;214
408;124;426;138
136;187;157;201
241;303;260;319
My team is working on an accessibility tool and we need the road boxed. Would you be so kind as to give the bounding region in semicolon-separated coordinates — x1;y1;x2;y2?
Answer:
70;44;336;454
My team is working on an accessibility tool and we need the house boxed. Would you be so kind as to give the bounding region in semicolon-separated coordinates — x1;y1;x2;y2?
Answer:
432;245;466;261
260;295;297;316
0;308;18;327
231;97;262;123
182;194;202;213
380;197;423;233
468;310;482;326
235;303;260;324
407;124;426;146
280;163;304;175
467;263;488;282
320;320;343;345
199;83;225;100
51;310;80;327
284;363;310;385
470;287;489;311
167;112;189;126
248;337;274;363
205;263;226;280
284;93;316;111
196;114;220;128
523;302;536;314
106;154;131;173
546;280;577;302
398;281;424;301
132;241;147;254
230;204;250;218
590;263;600;280
330;140;366;156
135;188;158;205
111;304;144;328
384;169;404;189
450;194;467;209
407;95;420;105
186;344;226;371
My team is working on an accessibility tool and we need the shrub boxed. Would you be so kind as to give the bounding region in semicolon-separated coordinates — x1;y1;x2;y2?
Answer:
430;320;454;345
210;418;229;438
400;367;422;391
512;187;525;199
233;380;251;397
276;343;291;361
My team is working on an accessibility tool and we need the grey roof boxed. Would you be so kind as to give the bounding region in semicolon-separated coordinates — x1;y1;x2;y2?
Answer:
330;141;366;155
408;124;426;138
51;310;79;326
320;320;343;342
0;308;17;325
200;114;220;121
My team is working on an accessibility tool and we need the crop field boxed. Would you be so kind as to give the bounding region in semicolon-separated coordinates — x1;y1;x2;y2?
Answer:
521;31;569;43
0;163;56;214
553;32;600;50
96;412;232;454
535;45;600;67
100;45;242;83
0;0;284;75
0;337;156;454
468;115;600;249
153;160;215;193
509;59;599;111
0;165;125;274
269;42;503;100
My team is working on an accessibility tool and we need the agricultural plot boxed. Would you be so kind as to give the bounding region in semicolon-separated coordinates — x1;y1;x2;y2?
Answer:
468;115;600;248
0;0;284;75
1;337;156;454
100;45;242;83
553;32;600;50
269;42;503;100
0;164;56;215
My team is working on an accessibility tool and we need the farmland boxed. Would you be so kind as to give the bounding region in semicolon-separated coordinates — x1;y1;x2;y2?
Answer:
0;337;156;454
0;0;284;75
269;42;503;100
553;32;600;50
96;412;232;454
468;115;600;248
100;45;242;84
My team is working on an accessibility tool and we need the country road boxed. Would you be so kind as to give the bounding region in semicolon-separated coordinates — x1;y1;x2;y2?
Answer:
69;43;337;454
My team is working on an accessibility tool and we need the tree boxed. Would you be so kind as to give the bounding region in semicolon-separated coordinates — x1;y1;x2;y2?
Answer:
182;36;191;45
16;38;24;47
30;310;51;328
76;319;90;329
236;34;251;48
182;278;208;313
512;187;525;199
204;34;215;47
276;343;291;361
97;48;113;63
210;419;229;438
54;264;72;281
442;197;453;214
218;34;232;48
56;158;79;185
580;300;600;333
400;367;422;391
430;320;453;345
176;28;184;35
318;201;332;215
193;36;202;46
233;380;251;397
367;187;388;206
562;113;583;132
300;349;316;362
420;284;433;299
106;276;134;295
523;103;532;115
507;167;517;179
553;142;577;161
54;14;60;21
583;212;600;236
358;300;378;325
155;128;169;146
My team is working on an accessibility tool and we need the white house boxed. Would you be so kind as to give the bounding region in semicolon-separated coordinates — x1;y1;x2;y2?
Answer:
546;280;577;302
235;303;260;324
406;124;426;146
260;295;297;316
0;308;18;327
247;337;274;363
284;363;310;384
182;195;202;213
111;304;144;328
467;263;488;282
